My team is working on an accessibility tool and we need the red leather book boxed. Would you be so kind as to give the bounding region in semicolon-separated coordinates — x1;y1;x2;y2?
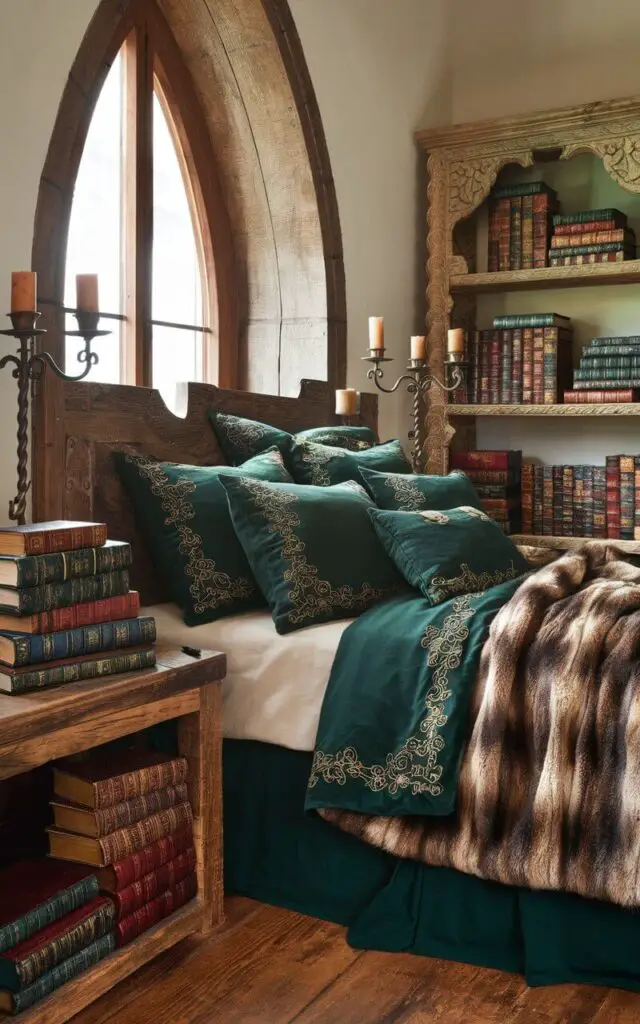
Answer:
0;896;114;992
564;389;640;403
450;450;522;471
112;848;197;920
115;873;197;947
96;826;194;891
0;591;140;635
522;327;534;403
48;804;193;867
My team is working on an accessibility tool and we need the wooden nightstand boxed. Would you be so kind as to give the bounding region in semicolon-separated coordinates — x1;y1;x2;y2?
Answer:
0;646;226;1024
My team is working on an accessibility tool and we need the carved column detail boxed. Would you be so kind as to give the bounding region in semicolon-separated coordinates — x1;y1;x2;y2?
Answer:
449;150;532;227
425;151;452;475
564;135;640;193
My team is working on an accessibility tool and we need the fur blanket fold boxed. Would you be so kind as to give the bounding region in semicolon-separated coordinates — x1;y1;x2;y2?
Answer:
321;543;640;909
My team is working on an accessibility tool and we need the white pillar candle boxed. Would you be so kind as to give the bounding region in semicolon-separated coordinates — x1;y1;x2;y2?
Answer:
335;388;358;416
410;335;426;361
368;316;384;350
447;328;466;355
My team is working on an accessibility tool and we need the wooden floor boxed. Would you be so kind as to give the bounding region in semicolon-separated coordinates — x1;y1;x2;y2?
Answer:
70;897;640;1024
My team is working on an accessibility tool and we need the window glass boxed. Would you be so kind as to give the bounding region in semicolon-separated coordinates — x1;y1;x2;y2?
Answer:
64;50;124;382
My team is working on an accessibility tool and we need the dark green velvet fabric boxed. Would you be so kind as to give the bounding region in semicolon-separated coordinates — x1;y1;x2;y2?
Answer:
113;447;291;625
208;410;375;465
221;477;403;634
306;581;524;817
360;467;482;512
370;506;530;606
223;738;640;991
289;438;411;487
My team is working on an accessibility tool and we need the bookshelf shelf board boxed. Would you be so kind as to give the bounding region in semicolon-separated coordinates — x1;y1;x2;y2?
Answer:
447;404;640;417
449;260;640;294
12;900;204;1024
514;534;640;555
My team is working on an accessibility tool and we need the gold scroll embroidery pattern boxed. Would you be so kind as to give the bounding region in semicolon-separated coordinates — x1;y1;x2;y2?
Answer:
236;477;385;624
217;413;269;462
427;560;520;604
386;474;427;511
125;454;253;612
309;595;476;796
296;442;349;486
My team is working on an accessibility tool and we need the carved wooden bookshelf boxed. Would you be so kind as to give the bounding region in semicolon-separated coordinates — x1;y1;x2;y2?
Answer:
450;259;640;293
415;95;640;478
513;535;640;555
448;404;640;417
415;95;640;545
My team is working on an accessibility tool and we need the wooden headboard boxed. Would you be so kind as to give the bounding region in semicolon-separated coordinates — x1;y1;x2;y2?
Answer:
35;379;378;605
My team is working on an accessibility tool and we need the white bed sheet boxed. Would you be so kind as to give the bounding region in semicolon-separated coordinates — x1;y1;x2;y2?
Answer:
144;603;352;752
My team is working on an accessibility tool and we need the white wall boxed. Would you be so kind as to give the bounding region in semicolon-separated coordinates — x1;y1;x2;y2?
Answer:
289;0;451;443
450;0;640;467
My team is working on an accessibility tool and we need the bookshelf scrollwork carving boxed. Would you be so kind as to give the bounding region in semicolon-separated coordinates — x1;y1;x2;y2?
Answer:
449;150;533;226
564;135;640;193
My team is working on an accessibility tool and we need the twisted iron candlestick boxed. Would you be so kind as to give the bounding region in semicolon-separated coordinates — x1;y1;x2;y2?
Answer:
362;349;466;473
0;310;110;523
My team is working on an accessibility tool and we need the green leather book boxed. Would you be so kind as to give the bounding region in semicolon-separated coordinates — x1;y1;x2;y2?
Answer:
0;569;130;615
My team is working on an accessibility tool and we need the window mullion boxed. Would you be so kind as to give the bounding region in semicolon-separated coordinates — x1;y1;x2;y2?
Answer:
123;20;154;387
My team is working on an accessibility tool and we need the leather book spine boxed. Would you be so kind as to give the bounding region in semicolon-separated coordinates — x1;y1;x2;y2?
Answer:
98;804;193;865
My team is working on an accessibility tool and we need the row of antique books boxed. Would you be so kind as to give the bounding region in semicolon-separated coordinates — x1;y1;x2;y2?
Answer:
0;520;156;695
488;182;557;271
455;313;573;405
0;750;197;1015
548;207;635;266
450;450;522;534
522;456;640;539
487;186;637;272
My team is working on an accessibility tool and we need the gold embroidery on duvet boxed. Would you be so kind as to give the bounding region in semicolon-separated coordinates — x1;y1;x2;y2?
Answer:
309;595;476;796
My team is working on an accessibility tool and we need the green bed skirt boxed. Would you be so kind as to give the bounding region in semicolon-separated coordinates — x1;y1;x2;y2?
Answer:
224;739;640;991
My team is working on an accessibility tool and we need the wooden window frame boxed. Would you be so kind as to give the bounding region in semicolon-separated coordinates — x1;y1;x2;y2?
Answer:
36;0;238;390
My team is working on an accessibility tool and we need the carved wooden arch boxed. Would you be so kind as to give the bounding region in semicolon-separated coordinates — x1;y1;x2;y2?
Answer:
32;0;346;518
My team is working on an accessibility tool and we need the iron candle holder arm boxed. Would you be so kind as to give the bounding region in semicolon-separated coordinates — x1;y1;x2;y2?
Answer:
0;308;110;523
362;347;467;473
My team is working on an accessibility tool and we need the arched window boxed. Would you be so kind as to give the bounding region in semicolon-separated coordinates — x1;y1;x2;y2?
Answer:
63;10;216;408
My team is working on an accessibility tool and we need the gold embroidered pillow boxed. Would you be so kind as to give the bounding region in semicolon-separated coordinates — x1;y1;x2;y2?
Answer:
208;410;376;465
369;506;530;607
113;447;292;625
221;477;403;634
289;438;412;487
360;467;482;511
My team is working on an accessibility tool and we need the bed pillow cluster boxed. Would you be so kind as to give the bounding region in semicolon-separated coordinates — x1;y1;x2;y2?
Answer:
209;410;377;464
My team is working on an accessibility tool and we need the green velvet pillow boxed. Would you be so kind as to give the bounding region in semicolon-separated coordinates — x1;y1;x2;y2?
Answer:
221;477;403;633
208;410;375;465
369;506;530;607
113;447;292;625
289;438;412;487
360;467;482;511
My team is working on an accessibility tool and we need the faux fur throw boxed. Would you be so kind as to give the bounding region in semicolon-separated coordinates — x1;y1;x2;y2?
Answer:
321;543;640;908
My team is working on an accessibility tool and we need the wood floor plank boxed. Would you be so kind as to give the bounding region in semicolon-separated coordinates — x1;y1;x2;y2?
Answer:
68;899;640;1024
71;897;263;1024
589;989;640;1023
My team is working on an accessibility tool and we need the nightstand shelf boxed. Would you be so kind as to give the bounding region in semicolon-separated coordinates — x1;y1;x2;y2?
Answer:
0;646;226;1024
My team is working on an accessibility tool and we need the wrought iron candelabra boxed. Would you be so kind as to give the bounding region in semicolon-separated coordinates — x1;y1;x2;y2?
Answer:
0;310;110;523
362;347;466;473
